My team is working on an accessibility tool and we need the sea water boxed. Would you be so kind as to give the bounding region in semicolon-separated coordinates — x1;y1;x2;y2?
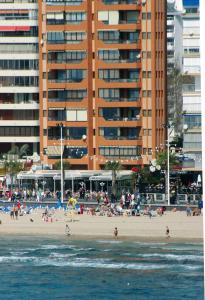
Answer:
0;237;203;300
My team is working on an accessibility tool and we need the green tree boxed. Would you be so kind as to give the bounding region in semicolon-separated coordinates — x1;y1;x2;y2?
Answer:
156;151;180;170
53;160;71;170
139;167;162;185
167;67;183;134
104;160;122;196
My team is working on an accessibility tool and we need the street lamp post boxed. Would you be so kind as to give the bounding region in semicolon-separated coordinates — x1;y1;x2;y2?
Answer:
57;123;64;203
163;123;174;206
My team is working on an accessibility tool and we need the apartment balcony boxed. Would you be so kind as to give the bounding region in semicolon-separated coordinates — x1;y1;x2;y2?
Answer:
167;31;174;38
167;19;174;26
102;0;141;4
48;60;87;70
183;84;196;93
96;39;141;51
0;120;39;126
0;2;38;10
0;103;39;110
96;97;141;108
0;136;39;143
183;65;200;74
98;37;140;45
97;78;141;89
47;40;87;51
47;80;87;90
46;0;84;7
46;21;87;33
0;37;38;44
97;0;141;11
97;116;141;127
0;86;39;93
97;20;141;31
97;136;142;146
101;135;141;140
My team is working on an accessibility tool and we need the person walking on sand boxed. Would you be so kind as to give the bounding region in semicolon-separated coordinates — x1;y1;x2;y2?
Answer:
166;226;170;239
65;224;71;236
114;227;118;238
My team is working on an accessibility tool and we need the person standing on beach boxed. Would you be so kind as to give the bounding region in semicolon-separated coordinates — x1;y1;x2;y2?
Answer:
65;224;71;236
166;226;170;239
114;227;118;239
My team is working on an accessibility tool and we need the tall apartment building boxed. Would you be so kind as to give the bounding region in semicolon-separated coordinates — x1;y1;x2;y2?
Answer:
182;0;201;170
0;0;39;157
38;0;166;170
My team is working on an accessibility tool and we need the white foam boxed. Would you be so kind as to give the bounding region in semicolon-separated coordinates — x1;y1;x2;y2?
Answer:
34;257;168;270
97;240;122;244
140;253;203;261
0;256;36;263
49;252;78;258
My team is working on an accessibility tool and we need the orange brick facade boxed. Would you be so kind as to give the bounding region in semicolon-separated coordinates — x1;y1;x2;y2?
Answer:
38;0;166;170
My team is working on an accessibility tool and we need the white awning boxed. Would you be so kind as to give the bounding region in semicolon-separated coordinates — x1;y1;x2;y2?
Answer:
47;146;64;157
89;175;112;181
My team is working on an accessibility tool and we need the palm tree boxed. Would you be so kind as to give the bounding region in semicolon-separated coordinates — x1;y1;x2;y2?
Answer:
4;161;23;188
156;151;180;170
104;160;122;196
7;144;30;158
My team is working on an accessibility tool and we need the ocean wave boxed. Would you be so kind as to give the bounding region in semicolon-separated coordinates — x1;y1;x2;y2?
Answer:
97;240;122;244
182;265;202;270
134;242;167;246
0;256;36;263
10;251;29;256
49;252;78;258
0;254;203;272
34;257;168;270
40;244;72;250
140;253;203;261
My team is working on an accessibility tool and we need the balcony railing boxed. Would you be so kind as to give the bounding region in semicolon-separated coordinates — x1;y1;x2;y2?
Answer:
183;84;197;93
48;59;85;64
48;135;84;140
103;136;141;140
100;58;140;63
101;97;140;102
46;0;83;5
100;39;139;44
48;78;84;83
103;78;140;83
48;97;84;102
102;0;141;4
102;116;140;121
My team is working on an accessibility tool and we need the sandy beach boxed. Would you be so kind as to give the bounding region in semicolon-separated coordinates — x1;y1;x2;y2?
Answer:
0;209;203;242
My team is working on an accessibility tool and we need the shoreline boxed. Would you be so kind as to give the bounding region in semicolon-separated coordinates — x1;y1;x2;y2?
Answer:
0;232;202;243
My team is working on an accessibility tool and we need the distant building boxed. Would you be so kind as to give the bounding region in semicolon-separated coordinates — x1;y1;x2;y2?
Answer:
0;0;39;157
167;0;183;71
182;0;201;170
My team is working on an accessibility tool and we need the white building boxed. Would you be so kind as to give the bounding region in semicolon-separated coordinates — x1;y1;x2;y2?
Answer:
167;0;184;71
0;0;39;157
182;0;201;170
